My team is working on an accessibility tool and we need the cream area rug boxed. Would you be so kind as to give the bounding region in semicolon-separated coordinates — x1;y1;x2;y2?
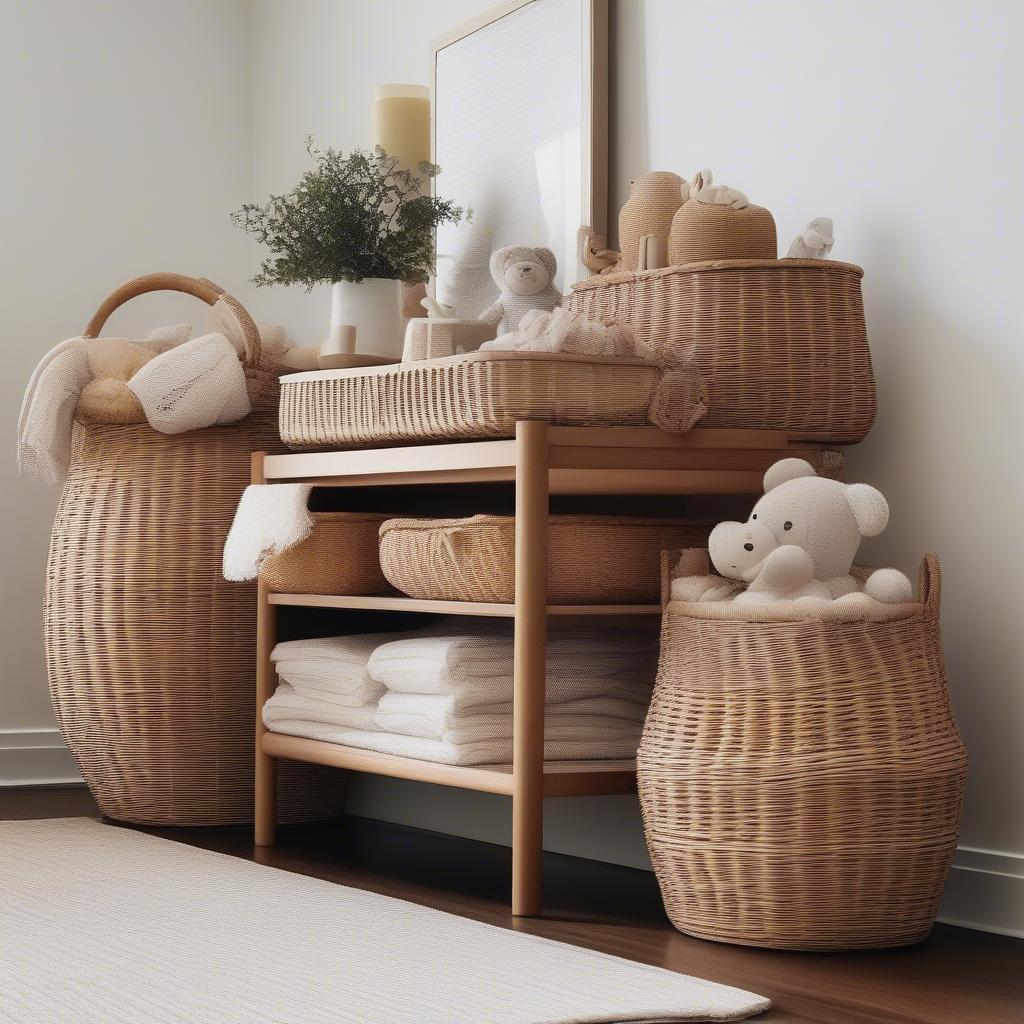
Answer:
0;819;769;1024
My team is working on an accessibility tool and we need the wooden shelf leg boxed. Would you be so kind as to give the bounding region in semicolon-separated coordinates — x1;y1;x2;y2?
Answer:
512;421;548;916
252;453;278;847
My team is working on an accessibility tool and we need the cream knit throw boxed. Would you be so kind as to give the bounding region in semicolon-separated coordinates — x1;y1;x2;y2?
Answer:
128;332;250;435
222;483;313;582
16;337;91;485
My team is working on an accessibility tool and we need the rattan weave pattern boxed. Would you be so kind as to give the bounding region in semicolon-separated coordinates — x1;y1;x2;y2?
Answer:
44;275;346;826
567;259;875;442
379;515;712;605
260;512;393;595
637;549;967;950
279;352;663;450
668;202;777;264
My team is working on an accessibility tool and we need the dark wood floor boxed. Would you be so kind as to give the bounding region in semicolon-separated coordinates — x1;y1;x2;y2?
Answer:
3;785;1020;1024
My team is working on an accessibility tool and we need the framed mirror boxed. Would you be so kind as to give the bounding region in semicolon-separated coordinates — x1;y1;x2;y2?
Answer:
431;0;607;317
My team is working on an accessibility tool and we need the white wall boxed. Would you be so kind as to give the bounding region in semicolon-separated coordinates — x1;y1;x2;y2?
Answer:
4;0;1020;936
1;0;252;781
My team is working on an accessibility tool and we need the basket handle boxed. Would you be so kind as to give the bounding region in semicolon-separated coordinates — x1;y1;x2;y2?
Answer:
82;273;262;367
918;552;941;615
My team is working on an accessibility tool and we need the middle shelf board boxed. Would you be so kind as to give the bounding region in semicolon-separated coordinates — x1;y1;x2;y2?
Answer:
267;594;663;617
262;732;638;798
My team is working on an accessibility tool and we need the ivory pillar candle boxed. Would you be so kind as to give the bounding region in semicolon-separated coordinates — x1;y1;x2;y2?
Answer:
373;84;430;172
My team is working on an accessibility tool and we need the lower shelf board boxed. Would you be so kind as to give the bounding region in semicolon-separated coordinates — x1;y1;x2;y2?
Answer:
266;593;662;616
261;732;637;798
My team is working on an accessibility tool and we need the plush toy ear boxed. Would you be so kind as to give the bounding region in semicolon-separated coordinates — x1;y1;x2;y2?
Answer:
845;483;889;537
489;248;508;283
763;458;816;492
535;248;557;278
690;168;711;197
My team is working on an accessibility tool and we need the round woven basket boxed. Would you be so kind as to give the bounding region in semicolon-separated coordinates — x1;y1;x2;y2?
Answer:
379;515;712;605
45;273;347;826
668;201;777;264
566;259;875;442
260;511;393;595
637;548;967;950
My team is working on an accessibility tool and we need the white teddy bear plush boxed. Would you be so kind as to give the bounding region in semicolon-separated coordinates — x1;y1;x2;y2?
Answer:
676;458;913;606
479;246;562;333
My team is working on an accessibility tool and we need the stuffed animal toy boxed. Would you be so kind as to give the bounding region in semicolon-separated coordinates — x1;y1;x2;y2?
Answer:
688;168;749;209
479;246;562;332
677;458;913;605
786;217;835;259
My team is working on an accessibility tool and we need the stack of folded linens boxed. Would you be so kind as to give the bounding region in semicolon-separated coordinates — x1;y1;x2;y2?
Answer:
262;625;658;767
356;627;657;766
263;632;397;735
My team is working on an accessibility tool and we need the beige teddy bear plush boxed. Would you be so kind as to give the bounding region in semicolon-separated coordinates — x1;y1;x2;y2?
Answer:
675;458;913;605
479;246;562;333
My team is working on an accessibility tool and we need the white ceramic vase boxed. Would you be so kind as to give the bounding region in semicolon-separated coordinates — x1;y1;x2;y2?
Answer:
330;278;403;357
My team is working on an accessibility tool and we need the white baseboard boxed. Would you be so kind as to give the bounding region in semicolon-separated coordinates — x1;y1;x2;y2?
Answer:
0;728;81;787
939;847;1024;938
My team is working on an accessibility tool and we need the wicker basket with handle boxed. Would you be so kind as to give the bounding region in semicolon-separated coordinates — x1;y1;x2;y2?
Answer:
567;259;875;442
44;273;346;826
379;515;712;605
637;548;967;950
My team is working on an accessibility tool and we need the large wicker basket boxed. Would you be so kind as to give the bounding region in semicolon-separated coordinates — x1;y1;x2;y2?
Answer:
567;259;875;442
637;549;966;950
260;511;393;595
379;515;711;605
279;351;666;450
44;274;346;826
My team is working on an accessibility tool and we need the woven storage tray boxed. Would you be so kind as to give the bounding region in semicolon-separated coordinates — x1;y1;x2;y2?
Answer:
637;548;966;950
567;259;875;442
379;515;712;605
279;350;663;451
260;512;393;595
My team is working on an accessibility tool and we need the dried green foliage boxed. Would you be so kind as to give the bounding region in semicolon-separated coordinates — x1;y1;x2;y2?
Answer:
233;139;466;288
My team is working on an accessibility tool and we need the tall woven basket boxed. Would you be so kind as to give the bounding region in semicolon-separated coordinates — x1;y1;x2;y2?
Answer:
44;274;347;826
637;549;967;951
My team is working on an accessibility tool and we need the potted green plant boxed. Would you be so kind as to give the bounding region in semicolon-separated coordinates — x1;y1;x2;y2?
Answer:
233;140;465;357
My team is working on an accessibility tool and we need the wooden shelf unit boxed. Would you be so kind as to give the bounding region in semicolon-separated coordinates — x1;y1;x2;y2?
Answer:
253;423;840;916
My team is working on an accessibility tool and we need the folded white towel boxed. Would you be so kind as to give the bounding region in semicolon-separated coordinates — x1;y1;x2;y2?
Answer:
222;483;313;582
276;672;384;709
262;684;379;731
128;332;250;435
264;723;641;767
368;631;656;705
375;692;646;742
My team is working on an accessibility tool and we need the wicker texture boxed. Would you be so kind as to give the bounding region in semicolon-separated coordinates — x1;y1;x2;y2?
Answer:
637;549;966;950
379;515;712;605
45;274;346;826
668;202;777;264
260;512;392;595
567;259;875;442
618;172;685;271
279;351;663;451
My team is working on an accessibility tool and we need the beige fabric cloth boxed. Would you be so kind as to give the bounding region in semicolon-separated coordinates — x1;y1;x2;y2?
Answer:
128;332;250;435
16;337;90;484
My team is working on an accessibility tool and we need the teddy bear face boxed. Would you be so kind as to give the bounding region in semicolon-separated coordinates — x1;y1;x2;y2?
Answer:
489;246;557;298
708;458;891;584
501;257;551;297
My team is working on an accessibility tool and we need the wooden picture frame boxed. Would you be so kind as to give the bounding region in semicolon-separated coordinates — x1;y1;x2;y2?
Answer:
430;0;608;315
